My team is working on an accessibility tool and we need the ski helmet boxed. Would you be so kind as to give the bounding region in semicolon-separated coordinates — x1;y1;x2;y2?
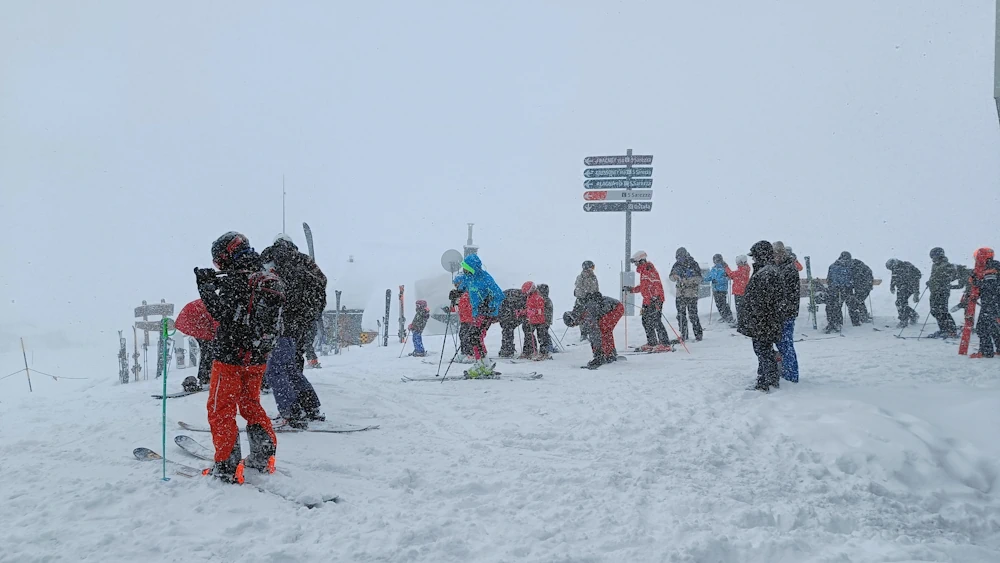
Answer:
631;251;648;263
885;258;900;270
840;251;852;261
521;281;536;294
713;253;723;264
582;260;595;270
974;247;995;266
182;376;201;393
211;232;251;270
675;247;689;260
929;247;945;261
735;254;748;265
415;300;427;309
274;233;295;245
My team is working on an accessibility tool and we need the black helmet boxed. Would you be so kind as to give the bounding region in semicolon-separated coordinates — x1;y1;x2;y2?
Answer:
182;376;201;393
713;253;723;264
886;258;899;270
211;232;251;270
839;251;852;261
930;247;945;260
582;260;595;270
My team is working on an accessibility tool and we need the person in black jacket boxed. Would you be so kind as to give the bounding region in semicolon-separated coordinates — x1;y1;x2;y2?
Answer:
773;242;801;383
537;284;555;356
970;248;1000;358
925;247;960;338
886;258;922;327
497;288;526;358
196;232;280;483
738;241;784;392
848;258;874;325
564;291;624;369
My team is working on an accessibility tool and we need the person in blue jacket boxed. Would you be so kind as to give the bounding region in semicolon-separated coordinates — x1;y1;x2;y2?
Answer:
704;254;735;324
459;254;505;377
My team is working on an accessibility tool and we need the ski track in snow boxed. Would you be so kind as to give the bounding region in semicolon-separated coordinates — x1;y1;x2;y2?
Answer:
2;315;1000;562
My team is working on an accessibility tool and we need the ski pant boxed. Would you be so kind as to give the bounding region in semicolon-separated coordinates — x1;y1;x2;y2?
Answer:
459;322;475;357
734;295;746;325
976;311;1000;358
930;290;957;334
575;298;590;341
264;337;321;420
536;323;553;354
207;362;276;464
592;303;624;359
847;289;870;325
499;321;518;356
196;339;215;386
825;286;850;329
412;331;425;354
896;289;919;324
712;291;734;323
776;319;799;382
300;317;320;362
522;322;538;356
752;340;780;388
471;317;491;360
641;297;670;346
675;297;703;341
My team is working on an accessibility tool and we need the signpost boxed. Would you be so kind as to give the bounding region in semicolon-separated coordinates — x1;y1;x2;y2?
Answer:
582;149;655;316
995;0;1000;125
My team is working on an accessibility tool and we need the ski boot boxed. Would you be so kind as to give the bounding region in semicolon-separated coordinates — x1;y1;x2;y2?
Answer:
182;376;202;393
636;344;656;352
533;352;552;361
305;408;326;422
203;446;245;484
653;344;672;353
245;424;277;474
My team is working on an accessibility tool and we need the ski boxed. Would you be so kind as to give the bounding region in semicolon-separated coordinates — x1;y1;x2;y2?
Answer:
177;421;380;434
302;222;315;260
151;389;206;399
133;447;337;508
400;372;543;382
174;435;293;477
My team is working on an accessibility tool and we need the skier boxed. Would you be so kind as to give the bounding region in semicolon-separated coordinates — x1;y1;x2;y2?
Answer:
624;251;670;350
926;247;960;338
824;252;854;333
848;257;874;325
774;242;801;383
195;232;281;483
407;300;430;357
518;281;549;359
459;254;505;377
260;235;326;427
703;254;735;324
738;241;784;392
448;276;475;361
724;255;751;324
574;260;600;341
564;291;624;369
497;287;526;358
669;247;704;342
886;258;922;327
538;284;555;355
968;248;1000;358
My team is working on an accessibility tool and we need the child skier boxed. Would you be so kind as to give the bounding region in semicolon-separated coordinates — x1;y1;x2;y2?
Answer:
625;250;670;350
195;232;281;484
704;254;735;324
564;291;624;369
518;281;549;360
724;255;751;325
450;277;475;361
408;300;430;357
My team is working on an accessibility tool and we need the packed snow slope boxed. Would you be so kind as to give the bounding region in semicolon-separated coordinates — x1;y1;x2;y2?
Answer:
2;312;1000;562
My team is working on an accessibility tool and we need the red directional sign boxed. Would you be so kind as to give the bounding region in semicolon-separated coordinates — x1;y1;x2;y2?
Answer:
583;191;653;201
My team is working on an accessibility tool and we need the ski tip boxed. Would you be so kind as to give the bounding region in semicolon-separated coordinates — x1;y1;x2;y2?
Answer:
133;447;162;461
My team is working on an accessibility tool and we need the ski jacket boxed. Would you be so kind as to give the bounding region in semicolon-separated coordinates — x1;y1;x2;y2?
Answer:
525;292;546;325
889;262;922;296
261;242;327;341
460;254;504;318
704;265;729;293
574;269;600;299
737;263;784;344
572;293;621;352
776;255;802;321
669;257;703;299
827;258;853;289
849;259;873;295
457;292;473;324
973;259;1000;316
928;257;958;293
410;306;430;333
498;288;526;326
630;261;665;301
724;263;751;296
197;251;277;366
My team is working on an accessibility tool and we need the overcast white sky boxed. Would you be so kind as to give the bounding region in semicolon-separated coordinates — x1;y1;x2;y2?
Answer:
2;1;998;345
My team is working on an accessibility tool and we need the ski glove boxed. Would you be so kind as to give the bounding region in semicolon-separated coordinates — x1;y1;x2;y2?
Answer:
194;267;217;284
622;286;633;292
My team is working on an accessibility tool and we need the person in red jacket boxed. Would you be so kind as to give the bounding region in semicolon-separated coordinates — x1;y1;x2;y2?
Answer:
518;281;550;359
450;276;475;361
724;255;752;325
624;251;670;351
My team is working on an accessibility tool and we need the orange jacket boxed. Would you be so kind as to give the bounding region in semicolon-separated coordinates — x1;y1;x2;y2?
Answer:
631;261;665;301
725;263;752;296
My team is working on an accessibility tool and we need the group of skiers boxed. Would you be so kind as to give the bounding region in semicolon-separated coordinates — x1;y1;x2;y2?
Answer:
187;231;328;484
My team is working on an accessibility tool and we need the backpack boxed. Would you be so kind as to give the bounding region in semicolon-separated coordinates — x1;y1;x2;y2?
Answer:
245;269;286;352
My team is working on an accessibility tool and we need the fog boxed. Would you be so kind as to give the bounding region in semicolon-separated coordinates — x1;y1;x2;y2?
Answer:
2;1;998;348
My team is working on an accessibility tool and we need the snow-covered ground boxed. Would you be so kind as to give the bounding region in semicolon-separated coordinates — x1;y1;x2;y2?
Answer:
2;311;1000;562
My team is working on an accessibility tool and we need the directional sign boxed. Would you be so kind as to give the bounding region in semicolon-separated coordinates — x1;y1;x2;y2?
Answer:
584;191;653;201
583;202;653;212
584;155;653;166
584;179;653;190
136;319;176;332
583;167;653;179
135;303;174;318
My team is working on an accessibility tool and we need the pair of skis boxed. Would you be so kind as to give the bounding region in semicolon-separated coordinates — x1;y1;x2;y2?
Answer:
400;372;543;382
176;420;380;434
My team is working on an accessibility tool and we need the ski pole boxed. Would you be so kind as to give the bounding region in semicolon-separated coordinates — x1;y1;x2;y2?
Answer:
442;348;461;379
661;313;690;354
435;309;452;377
561;325;570;343
397;335;408;358
549;327;565;352
916;310;932;340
